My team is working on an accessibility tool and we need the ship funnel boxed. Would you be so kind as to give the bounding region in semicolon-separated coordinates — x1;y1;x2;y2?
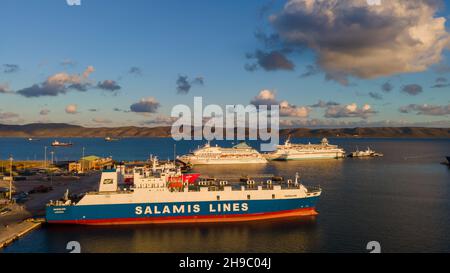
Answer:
99;169;118;192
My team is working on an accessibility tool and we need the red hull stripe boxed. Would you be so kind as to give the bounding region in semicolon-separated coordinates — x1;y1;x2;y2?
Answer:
48;207;318;225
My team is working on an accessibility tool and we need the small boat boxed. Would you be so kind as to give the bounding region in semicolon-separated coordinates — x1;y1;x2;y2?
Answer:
51;140;73;147
348;147;383;158
105;137;119;142
27;137;40;141
443;156;450;166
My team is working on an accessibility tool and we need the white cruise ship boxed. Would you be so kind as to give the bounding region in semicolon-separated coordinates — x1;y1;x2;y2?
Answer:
265;137;346;161
178;142;267;165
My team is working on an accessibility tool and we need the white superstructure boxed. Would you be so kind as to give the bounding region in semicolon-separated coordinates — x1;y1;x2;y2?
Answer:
178;142;267;165
265;137;346;160
74;170;318;206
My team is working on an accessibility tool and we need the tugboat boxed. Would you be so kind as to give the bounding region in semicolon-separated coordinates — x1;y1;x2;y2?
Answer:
51;140;73;147
442;156;450;167
348;147;383;158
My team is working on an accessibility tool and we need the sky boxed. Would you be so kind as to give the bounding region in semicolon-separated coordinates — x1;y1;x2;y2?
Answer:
0;0;450;128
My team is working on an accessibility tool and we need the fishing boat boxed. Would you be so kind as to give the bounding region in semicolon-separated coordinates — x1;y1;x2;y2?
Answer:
348;147;383;158
51;140;73;147
443;156;450;166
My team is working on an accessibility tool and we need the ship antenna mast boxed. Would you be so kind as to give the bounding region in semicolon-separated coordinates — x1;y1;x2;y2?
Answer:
174;143;176;164
286;134;291;145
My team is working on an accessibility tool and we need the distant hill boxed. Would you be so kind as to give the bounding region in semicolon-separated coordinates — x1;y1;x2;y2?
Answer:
0;123;172;137
281;127;450;138
0;123;449;138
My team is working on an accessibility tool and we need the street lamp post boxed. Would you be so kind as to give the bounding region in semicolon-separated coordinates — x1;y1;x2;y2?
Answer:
81;147;85;173
44;146;48;169
8;155;13;202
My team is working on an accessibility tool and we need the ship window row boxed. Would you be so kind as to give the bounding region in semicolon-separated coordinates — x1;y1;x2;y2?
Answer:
135;184;163;188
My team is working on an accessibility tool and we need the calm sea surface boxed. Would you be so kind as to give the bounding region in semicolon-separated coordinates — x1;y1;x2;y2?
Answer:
1;137;450;253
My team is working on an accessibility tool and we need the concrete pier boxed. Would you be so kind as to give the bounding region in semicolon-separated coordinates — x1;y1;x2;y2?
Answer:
0;219;42;249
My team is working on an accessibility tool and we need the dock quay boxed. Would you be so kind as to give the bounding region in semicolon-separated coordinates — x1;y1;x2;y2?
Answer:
0;218;43;249
1;163;101;250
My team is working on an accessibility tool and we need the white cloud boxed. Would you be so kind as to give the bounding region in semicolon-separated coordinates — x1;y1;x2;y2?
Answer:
39;109;50;116
0;83;11;93
250;89;278;105
279;100;310;118
65;104;78;114
0;111;19;120
270;0;450;80
16;66;95;97
251;89;311;117
325;103;377;119
399;104;450;116
280;118;450;128
130;97;161;113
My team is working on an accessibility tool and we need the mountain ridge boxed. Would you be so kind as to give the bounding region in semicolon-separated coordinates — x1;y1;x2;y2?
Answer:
0;123;449;138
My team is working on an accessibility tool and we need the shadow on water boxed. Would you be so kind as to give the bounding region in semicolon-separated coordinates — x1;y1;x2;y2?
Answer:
4;216;320;253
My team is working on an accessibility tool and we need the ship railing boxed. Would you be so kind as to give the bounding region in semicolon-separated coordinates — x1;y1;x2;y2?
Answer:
305;185;322;193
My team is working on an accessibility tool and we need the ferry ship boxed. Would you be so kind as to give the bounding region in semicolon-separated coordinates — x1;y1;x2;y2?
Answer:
265;137;345;161
177;142;267;165
46;166;321;225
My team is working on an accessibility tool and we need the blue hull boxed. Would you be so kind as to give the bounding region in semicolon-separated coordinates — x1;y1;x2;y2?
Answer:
46;197;320;225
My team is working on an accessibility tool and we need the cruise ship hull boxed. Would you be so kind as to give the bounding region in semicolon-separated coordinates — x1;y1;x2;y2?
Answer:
267;152;345;161
178;157;267;165
46;197;319;225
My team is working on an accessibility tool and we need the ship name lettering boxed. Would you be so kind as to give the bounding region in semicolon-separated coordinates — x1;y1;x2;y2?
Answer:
173;205;185;213
193;204;201;213
209;203;249;213
135;204;201;215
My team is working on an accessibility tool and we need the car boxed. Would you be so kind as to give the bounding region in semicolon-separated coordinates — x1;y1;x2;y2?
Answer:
12;192;29;203
0;208;12;216
28;185;53;194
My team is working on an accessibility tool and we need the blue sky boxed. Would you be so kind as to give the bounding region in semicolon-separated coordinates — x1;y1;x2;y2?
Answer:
0;0;449;128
